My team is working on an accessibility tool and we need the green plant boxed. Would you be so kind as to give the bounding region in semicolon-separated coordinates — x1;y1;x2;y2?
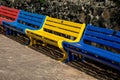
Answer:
38;0;45;3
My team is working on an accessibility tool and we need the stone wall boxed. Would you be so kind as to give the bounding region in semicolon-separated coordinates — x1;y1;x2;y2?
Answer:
0;0;119;30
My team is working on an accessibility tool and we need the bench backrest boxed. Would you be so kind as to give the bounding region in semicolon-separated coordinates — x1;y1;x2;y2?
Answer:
42;16;85;41
0;6;19;24
16;10;46;30
81;24;120;50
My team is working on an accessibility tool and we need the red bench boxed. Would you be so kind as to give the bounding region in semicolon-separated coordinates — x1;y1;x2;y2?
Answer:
0;6;20;33
0;6;20;24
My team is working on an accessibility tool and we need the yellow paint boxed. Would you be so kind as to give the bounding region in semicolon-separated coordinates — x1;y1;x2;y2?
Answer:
26;16;86;61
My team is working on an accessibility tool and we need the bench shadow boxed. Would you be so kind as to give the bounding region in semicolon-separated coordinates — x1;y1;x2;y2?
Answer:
28;45;120;80
2;35;120;80
0;27;3;34
68;60;120;80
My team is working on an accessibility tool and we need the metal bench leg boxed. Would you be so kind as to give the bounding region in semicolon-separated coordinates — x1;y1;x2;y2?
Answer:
29;37;33;46
25;37;30;45
71;53;75;61
67;50;72;62
82;56;86;62
10;30;13;35
58;40;68;62
33;40;37;45
6;28;10;35
41;37;46;46
81;50;86;62
78;54;82;61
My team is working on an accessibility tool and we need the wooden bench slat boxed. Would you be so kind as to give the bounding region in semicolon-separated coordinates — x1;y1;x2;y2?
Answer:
0;12;16;19
0;17;12;24
16;10;45;28
83;24;120;50
85;30;120;43
20;11;45;19
0;6;19;13
3;22;39;33
42;31;75;41
43;25;78;37
0;9;18;16
84;35;120;49
45;21;80;33
47;17;83;28
28;31;74;42
0;17;12;21
18;15;44;23
17;17;41;27
87;25;114;34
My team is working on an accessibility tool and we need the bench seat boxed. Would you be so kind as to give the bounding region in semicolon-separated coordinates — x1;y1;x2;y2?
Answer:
62;24;120;70
63;42;120;63
3;21;42;33
26;16;85;61
27;30;76;47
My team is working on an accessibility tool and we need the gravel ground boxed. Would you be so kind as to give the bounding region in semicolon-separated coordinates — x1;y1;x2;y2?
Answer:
0;34;96;80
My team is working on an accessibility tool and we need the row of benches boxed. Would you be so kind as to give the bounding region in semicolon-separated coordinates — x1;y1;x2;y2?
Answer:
0;6;120;71
0;6;85;61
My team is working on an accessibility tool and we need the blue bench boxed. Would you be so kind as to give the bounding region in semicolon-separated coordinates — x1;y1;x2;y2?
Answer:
62;24;120;71
2;10;46;35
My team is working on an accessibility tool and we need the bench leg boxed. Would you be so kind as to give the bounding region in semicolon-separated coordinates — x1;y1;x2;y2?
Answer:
58;40;68;62
67;50;72;62
71;53;75;61
71;53;82;61
9;29;13;35
28;37;34;46
65;51;78;63
6;29;16;36
41;37;47;46
6;28;11;35
25;37;30;45
81;50;86;62
81;56;86;62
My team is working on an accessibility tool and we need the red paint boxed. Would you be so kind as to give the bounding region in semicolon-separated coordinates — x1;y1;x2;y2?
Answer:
0;6;20;25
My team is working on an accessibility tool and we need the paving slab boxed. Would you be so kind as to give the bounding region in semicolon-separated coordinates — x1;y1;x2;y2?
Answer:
0;34;96;80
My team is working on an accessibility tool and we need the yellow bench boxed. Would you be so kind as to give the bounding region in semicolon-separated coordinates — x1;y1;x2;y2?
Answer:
26;16;85;61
